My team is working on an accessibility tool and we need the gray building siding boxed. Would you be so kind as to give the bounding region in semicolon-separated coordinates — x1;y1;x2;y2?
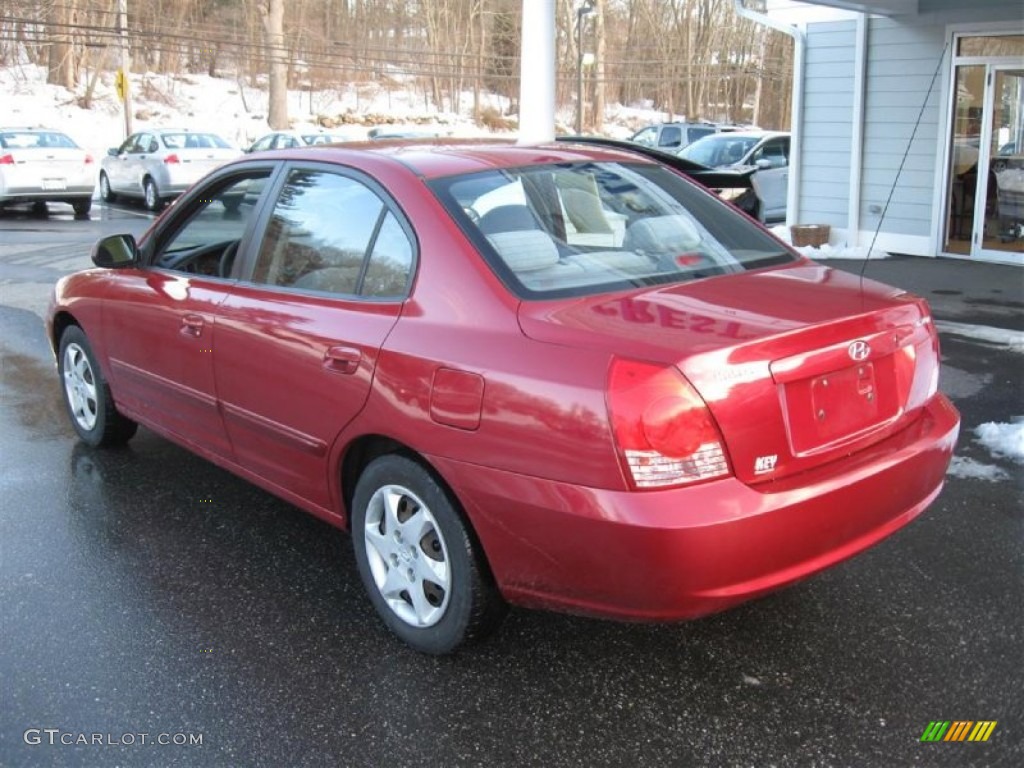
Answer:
796;20;856;230
796;4;1021;252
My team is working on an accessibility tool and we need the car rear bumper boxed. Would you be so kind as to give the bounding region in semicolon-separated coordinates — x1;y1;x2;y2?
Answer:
429;394;959;621
1;186;94;202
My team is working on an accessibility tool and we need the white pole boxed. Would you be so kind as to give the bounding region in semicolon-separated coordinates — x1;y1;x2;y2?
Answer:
518;0;556;144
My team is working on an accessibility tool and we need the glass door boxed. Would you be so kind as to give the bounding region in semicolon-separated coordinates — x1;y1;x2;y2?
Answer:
942;35;1024;264
978;67;1024;261
943;64;984;257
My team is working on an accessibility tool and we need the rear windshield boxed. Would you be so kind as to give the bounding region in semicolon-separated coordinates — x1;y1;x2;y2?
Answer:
0;131;78;149
429;161;795;300
160;133;231;150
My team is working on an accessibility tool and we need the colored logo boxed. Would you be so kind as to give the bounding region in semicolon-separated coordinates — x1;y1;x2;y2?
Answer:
920;721;997;742
847;340;870;362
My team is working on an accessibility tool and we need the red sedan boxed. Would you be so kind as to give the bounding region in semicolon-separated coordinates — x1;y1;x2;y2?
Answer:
47;142;959;653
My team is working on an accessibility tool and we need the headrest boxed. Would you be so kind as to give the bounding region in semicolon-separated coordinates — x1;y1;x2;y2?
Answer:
478;204;541;234
623;215;702;255
486;230;560;273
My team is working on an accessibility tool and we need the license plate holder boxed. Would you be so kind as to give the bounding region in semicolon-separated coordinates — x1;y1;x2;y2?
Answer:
810;362;879;439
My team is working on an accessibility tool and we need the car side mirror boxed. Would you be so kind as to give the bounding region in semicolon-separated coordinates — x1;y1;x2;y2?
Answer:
755;158;774;170
107;147;120;157
91;234;139;269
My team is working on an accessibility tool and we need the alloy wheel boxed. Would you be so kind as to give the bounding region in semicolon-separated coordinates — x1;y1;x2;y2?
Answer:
62;342;98;431
362;484;451;628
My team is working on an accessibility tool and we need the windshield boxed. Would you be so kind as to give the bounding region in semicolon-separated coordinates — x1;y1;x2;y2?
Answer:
429;161;795;300
679;135;761;168
160;133;232;150
0;131;78;149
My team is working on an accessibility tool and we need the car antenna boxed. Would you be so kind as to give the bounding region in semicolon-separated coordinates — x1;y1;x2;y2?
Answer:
860;41;949;290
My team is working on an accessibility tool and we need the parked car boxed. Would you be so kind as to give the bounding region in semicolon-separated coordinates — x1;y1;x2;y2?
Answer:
245;128;364;153
48;140;959;654
0;127;95;216
99;129;241;210
556;134;760;220
629;122;736;152
368;127;441;140
679;130;791;222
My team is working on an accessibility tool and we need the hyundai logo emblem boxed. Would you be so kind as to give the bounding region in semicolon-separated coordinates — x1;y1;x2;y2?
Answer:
848;340;870;362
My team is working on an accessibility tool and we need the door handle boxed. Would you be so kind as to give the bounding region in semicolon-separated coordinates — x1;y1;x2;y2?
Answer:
323;345;361;374
180;314;205;337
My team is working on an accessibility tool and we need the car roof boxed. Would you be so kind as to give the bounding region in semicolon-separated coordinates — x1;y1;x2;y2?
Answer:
700;130;788;140
0;126;69;133
264;128;328;135
145;128;222;135
242;138;658;181
638;121;717;128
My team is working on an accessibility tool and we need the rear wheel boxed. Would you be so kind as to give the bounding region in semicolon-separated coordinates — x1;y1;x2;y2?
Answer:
143;178;161;211
351;455;506;654
72;199;92;217
58;326;138;447
99;172;116;202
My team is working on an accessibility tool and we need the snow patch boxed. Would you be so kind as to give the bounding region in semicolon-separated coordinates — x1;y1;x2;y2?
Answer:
946;456;1010;482
975;419;1024;464
769;226;891;260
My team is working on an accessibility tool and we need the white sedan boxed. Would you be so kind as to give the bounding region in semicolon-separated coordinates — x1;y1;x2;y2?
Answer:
0;128;96;217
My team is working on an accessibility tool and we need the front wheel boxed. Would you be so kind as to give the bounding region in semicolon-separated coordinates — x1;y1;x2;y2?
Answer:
99;172;116;203
58;326;138;447
351;455;506;654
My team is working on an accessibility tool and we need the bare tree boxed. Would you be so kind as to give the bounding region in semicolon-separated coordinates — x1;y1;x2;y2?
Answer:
592;0;606;131
258;0;287;128
2;0;793;132
46;0;76;88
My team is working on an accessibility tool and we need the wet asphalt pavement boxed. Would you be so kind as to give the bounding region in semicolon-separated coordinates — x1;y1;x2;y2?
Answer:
1;205;1021;767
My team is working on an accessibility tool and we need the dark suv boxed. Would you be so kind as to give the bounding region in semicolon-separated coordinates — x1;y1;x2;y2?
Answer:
630;122;727;151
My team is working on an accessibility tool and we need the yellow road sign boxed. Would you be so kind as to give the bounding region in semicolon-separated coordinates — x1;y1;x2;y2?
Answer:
115;69;128;102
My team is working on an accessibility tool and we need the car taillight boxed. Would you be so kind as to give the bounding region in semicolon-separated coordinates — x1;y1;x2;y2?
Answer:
607;358;731;490
0;154;13;165
84;154;94;164
163;154;180;164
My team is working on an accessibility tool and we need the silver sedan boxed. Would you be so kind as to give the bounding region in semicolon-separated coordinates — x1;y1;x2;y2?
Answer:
99;129;241;211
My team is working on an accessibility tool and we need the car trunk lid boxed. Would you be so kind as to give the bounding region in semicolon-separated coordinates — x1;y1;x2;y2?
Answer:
2;147;89;190
517;264;940;485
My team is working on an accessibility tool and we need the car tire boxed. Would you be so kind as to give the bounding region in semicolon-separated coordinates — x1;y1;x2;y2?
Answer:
143;178;161;211
72;199;92;217
351;454;506;654
99;172;116;203
58;326;138;448
31;201;48;216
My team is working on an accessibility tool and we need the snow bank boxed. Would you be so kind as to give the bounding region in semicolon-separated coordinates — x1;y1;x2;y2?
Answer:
975;419;1024;464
